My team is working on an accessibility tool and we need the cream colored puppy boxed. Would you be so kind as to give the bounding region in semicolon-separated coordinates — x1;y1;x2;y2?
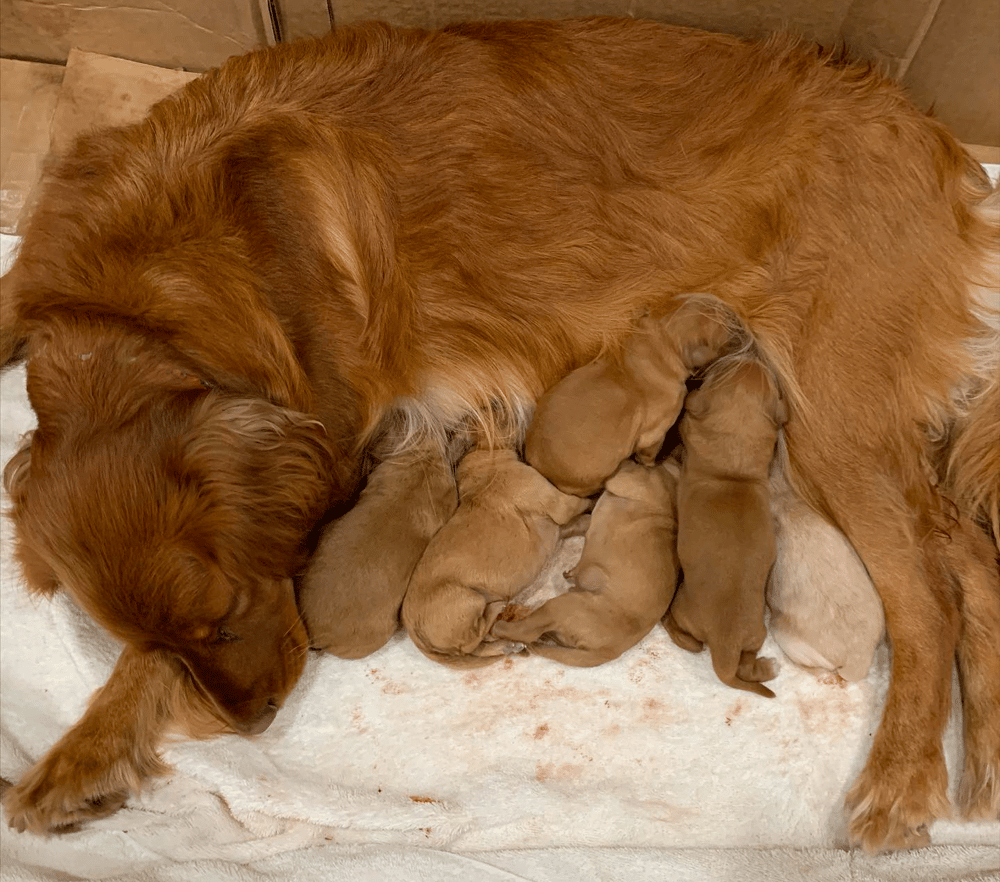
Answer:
402;448;590;667
493;460;680;666
663;359;784;698
767;463;885;681
299;447;458;658
525;297;742;496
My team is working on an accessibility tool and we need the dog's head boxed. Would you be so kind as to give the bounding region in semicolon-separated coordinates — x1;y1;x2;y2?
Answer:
4;322;347;734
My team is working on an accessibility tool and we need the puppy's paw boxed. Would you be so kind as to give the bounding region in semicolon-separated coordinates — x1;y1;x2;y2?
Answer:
845;750;950;852
474;638;527;657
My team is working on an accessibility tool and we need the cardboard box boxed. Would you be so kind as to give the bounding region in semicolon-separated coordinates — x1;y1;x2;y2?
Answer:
0;59;63;232
0;0;270;72
0;50;197;233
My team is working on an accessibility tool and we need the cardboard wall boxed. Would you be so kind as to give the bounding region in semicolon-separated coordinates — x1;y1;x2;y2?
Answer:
1;0;996;145
0;0;270;71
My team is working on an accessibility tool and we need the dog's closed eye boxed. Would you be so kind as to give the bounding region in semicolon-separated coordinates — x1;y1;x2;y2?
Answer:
211;627;242;645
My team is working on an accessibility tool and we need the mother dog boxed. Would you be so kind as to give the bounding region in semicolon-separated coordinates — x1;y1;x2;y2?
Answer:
1;18;997;850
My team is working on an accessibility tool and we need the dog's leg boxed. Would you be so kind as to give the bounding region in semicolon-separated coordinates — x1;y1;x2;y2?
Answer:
822;495;958;851
2;647;192;834
949;522;1000;820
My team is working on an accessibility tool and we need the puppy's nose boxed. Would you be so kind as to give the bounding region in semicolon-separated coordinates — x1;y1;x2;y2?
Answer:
243;699;279;736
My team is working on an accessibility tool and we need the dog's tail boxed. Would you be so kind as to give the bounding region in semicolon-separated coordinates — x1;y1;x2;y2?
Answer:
947;376;1000;547
946;165;1000;549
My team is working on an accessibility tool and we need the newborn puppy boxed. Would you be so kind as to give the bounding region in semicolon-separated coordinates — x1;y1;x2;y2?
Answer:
767;463;885;681
492;460;680;666
525;296;742;496
401;448;590;667
663;358;784;698
299;445;458;658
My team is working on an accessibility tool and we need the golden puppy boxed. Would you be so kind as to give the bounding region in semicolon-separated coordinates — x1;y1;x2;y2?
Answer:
401;448;590;667
299;445;458;659
525;297;742;496
664;359;785;698
493;460;680;666
767;464;885;682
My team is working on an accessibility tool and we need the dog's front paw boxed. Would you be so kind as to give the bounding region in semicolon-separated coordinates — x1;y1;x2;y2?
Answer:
845;749;950;852
3;731;165;834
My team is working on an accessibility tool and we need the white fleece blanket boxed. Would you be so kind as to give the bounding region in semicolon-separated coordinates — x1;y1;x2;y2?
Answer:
1;231;997;880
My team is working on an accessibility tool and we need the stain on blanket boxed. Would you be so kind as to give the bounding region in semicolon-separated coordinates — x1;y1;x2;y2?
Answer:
366;667;404;695
796;688;855;735
535;761;583;782
409;795;438;803
533;723;550;739
725;700;745;727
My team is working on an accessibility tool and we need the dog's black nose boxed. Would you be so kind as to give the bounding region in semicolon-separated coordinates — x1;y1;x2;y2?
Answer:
244;699;279;735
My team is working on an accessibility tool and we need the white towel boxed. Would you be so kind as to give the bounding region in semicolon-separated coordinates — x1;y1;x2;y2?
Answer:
1;231;997;880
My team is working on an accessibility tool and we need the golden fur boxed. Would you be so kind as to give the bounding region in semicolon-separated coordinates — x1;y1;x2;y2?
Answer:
0;18;997;849
663;359;784;698
299;444;458;658
493;460;680;666
400;448;589;666
524;297;742;496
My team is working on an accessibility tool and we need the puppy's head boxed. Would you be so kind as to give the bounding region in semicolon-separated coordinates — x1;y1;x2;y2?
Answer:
524;363;639;495
5;333;341;734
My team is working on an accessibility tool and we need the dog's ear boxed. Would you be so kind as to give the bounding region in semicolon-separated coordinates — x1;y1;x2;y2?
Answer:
0;268;28;369
179;395;336;575
2;431;33;505
2;432;63;597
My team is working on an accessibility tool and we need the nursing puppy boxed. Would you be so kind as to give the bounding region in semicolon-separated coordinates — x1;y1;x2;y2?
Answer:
401;448;590;666
299;444;458;659
493;460;680;666
525;298;741;496
664;359;785;698
767;463;885;681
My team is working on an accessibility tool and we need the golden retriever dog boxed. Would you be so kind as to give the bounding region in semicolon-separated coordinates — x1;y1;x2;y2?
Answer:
663;359;784;698
1;18;997;850
767;463;886;682
492;460;680;666
401;448;589;666
524;297;740;496
299;443;458;659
